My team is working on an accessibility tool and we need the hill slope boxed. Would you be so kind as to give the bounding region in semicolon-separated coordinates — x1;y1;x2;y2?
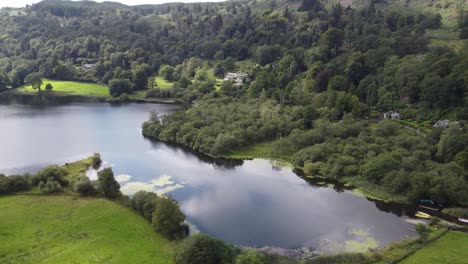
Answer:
0;195;174;264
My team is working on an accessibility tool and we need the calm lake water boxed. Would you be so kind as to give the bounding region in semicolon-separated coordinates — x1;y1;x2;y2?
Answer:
0;103;418;251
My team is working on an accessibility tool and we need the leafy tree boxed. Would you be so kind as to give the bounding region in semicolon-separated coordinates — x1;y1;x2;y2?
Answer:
24;72;43;91
131;190;158;222
175;233;239;264
152;196;188;240
132;68;148;90
109;79;132;98
159;65;175;81
97;168;121;199
436;124;468;162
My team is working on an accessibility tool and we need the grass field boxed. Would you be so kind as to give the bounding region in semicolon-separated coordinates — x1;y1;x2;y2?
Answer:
0;195;174;264
222;141;275;159
399;231;468;264
152;77;174;89
18;79;109;97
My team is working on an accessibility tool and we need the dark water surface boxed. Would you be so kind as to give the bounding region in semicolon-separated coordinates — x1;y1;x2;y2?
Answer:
0;103;418;251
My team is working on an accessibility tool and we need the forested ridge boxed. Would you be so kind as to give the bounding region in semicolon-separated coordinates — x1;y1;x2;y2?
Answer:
1;0;468;206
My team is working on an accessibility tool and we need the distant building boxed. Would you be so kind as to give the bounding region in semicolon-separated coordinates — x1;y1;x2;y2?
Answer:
384;111;402;120
82;63;96;70
223;72;248;86
433;119;460;128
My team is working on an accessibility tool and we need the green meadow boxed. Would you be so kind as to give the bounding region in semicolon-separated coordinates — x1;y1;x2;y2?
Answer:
0;195;174;264
400;231;468;264
18;79;109;97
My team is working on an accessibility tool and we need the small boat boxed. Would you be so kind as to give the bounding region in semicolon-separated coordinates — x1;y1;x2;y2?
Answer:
459;218;468;224
415;211;431;219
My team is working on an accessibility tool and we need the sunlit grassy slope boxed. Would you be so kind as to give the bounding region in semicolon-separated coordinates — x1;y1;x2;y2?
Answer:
18;78;109;97
0;195;174;264
399;231;468;264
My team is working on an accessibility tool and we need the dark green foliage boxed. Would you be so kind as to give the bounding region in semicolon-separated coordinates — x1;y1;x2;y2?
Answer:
132;68;148;90
32;165;69;187
39;177;63;194
97;168;121;199
91;153;102;168
152;196;188;240
142;98;315;156
0;175;32;194
460;28;468;39
175;233;239;264
45;83;53;91
109;79;132;98
73;177;96;196
131;190;158;222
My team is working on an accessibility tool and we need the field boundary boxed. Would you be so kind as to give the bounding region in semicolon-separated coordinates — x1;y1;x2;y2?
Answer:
393;229;449;264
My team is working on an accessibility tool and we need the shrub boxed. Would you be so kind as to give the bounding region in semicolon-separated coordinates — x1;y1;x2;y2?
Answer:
236;249;265;264
175;233;239;264
39;177;63;194
415;223;431;240
32;165;69;187
0;175;32;194
152;196;189;240
73;178;97;196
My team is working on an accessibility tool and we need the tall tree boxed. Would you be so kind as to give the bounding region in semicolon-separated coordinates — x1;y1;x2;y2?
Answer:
24;72;43;91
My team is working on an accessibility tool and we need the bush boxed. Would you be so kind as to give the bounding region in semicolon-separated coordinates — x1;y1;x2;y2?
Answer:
39;177;63;194
73;177;97;196
415;223;431;240
152;196;189;240
236;249;265;264
97;168;121;198
175;233;239;264
32;165;69;187
0;175;32;194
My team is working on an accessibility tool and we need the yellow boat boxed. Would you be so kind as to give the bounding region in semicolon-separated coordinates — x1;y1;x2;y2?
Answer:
415;211;431;219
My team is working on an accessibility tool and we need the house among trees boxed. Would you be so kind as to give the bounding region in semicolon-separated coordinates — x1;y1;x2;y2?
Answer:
223;72;248;86
383;111;402;120
433;119;460;127
81;63;96;70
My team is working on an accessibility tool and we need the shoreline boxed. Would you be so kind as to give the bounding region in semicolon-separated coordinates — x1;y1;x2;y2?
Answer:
0;90;181;105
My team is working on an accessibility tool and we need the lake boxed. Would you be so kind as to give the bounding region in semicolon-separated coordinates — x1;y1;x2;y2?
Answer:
0;103;418;252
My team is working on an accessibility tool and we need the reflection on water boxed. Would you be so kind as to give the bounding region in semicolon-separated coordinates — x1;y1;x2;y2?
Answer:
0;103;417;250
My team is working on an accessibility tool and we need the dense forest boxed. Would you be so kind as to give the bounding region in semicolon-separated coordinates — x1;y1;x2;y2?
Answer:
0;0;467;207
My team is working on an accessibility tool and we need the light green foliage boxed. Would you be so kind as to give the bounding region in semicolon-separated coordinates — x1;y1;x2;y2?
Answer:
0;195;174;264
24;72;43;91
39;177;63;194
236;249;265;264
401;231;468;264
